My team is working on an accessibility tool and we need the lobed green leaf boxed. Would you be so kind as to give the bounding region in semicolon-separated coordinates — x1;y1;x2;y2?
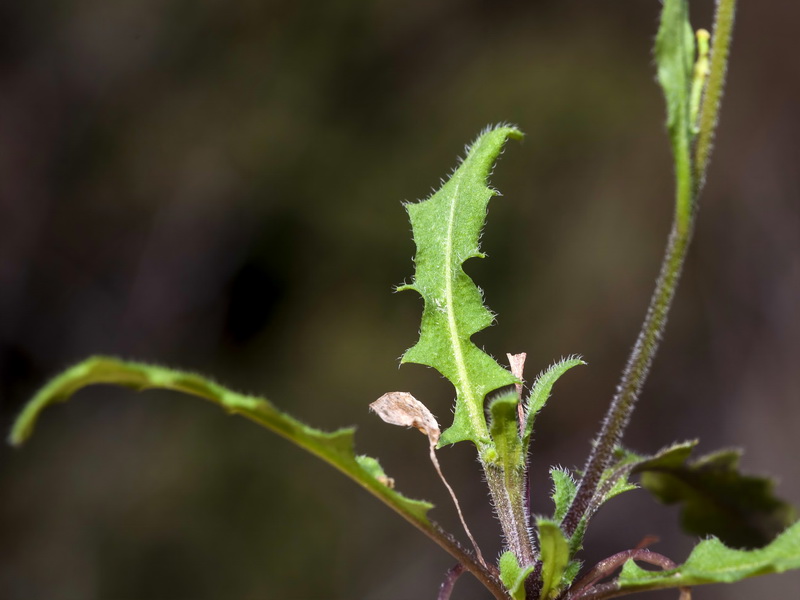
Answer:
618;520;800;591
633;444;797;549
399;125;522;449
8;357;433;528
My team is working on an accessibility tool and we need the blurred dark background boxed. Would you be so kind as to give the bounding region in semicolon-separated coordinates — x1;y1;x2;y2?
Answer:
1;1;798;598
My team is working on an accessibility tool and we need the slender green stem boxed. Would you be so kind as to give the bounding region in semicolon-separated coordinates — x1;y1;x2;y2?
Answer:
561;0;737;538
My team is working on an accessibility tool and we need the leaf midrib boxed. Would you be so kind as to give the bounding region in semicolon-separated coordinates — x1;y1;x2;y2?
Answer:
443;173;482;438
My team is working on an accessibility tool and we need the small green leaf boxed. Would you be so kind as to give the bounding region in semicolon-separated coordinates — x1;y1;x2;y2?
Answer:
399;125;522;449
9;357;433;528
489;392;524;472
549;467;589;558
487;393;530;565
634;446;797;549
523;357;584;448
618;520;800;591
655;0;695;224
567;461;642;560
537;519;570;599
600;473;638;504
656;0;695;149
562;559;582;589
626;440;697;469
585;441;696;519
553;454;639;559
550;466;577;522
498;550;535;600
568;517;588;559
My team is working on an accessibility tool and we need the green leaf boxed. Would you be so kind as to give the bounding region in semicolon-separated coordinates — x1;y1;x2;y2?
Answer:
568;516;588;559
550;466;577;522
586;442;697;517
523;356;584;448
634;445;797;549
489;392;524;472
498;550;535;600
626;440;697;469
565;454;641;559
549;467;591;558
562;559;582;589
8;356;433;528
399;125;522;449
599;472;638;504
618;520;800;591
656;0;695;149
537;519;570;599
655;0;695;223
550;452;642;559
604;441;797;549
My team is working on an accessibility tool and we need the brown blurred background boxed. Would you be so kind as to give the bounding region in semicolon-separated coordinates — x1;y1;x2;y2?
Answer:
1;1;798;598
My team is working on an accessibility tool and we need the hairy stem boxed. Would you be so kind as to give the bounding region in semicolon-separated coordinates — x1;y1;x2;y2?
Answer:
567;548;678;597
568;581;688;600
438;563;466;600
562;225;689;537
561;0;737;538
485;463;537;567
566;548;691;600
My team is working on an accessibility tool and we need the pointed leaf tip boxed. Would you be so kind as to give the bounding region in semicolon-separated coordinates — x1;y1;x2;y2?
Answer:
538;519;571;599
400;126;522;448
10;357;434;527
550;466;578;523
523;356;585;448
